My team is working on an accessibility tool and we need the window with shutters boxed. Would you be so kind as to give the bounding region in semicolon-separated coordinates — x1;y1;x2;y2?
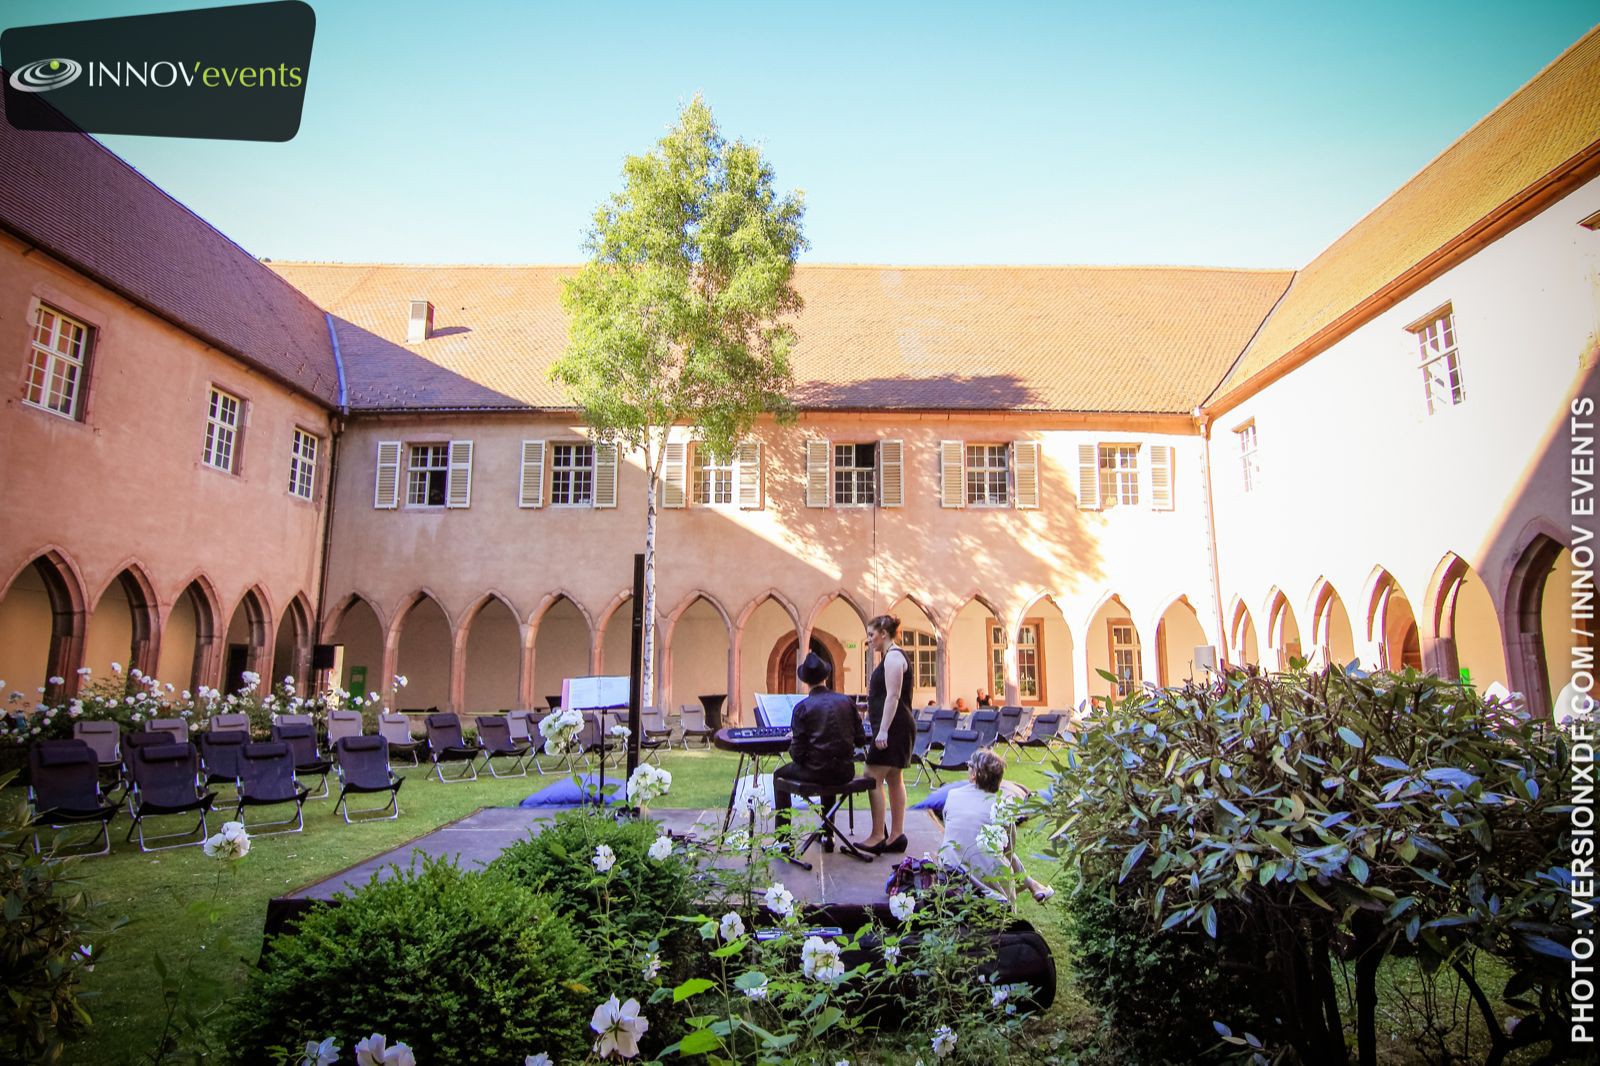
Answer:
1408;306;1465;413
550;443;595;506
289;428;318;500
406;443;449;507
24;304;91;420
1109;621;1142;697
900;629;938;690
692;445;734;505
833;443;877;505
1236;422;1259;493
202;387;242;473
965;444;1009;506
1098;445;1139;507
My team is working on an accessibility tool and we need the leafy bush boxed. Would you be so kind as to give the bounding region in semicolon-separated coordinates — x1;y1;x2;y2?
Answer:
1045;665;1573;1064
1065;865;1258;1063
0;772;108;1063
225;856;592;1063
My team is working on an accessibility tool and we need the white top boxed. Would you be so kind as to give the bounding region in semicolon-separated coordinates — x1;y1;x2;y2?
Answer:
938;783;1005;878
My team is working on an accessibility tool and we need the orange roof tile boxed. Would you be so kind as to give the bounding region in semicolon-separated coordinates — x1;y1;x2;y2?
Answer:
1212;25;1600;405
269;262;1292;414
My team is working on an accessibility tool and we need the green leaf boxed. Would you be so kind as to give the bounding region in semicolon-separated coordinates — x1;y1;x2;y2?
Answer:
673;977;715;1002
678;1028;722;1055
1118;842;1148;883
1296;882;1335;911
809;1005;844;1036
1336;726;1364;748
1346;854;1369;884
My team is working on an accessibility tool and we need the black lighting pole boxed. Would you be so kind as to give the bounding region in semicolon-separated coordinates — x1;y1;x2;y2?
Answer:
625;552;645;802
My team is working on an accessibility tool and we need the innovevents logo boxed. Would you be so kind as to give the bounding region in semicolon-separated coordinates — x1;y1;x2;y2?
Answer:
8;57;82;93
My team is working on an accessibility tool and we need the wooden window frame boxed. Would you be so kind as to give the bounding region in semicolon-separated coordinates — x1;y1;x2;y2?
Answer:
289;427;319;501
1098;444;1140;508
691;443;735;507
202;386;244;474
1108;619;1142;698
23;303;92;421
1015;617;1045;706
550;441;596;507
1407;304;1465;414
1235;421;1259;493
406;442;450;508
832;441;877;506
965;443;1010;507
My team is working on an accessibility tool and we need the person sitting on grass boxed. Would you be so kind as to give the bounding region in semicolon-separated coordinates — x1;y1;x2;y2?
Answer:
937;749;1054;904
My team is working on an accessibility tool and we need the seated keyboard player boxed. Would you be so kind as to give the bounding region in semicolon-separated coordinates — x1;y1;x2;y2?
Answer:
772;652;866;843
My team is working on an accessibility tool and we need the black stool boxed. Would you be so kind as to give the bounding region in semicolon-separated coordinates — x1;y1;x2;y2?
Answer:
784;775;879;871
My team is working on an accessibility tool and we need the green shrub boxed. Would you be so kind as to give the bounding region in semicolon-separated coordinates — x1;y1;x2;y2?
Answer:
1065;865;1258;1064
225;856;592;1064
0;772;108;1064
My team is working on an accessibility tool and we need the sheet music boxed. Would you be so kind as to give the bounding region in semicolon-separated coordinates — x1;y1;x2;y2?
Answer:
562;675;632;710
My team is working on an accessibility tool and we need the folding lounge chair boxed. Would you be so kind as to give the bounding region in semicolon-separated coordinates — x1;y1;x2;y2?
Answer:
270;721;333;799
424;712;480;782
327;709;364;747
146;718;188;744
235;742;309;835
678;704;713;749
926;728;983;787
578;712;614;768
969;708;1001;748
120;730;170;791
909;719;938;786
200;729;249;792
506;710;538;747
1014;713;1062;761
926;708;959;750
333;736;403;822
29;739;122;856
126;742;215;852
640;706;672;764
474;715;530;778
208;712;252;735
72;720;122;791
995;706;1025;755
378;713;422;767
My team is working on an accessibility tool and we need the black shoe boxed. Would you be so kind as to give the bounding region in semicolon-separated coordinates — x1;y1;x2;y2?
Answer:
883;834;908;854
858;837;887;854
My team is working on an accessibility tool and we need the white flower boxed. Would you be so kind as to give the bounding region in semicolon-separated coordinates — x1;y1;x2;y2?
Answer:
301;1037;339;1066
354;1033;414;1066
241;670;260;687
77;944;93;972
592;844;616;873
764;882;796;920
835;1061;850;1066
111;662;123;674
202;820;250;861
284;675;296;685
889;893;916;921
883;942;901;964
394;674;408;688
48;675;64;685
590;995;648;1059
743;979;768;1000
647;835;673;861
719;910;745;942
609;724;630;738
976;821;1008;857
725;829;750;852
76;667;92;677
931;1025;957;1058
991;985;1010;1008
801;935;845;983
130;668;143;679
526;1056;552;1066
626;764;672;806
641;952;660;980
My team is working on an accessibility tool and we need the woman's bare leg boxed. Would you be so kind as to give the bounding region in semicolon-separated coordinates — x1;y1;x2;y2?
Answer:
887;768;907;840
862;764;890;845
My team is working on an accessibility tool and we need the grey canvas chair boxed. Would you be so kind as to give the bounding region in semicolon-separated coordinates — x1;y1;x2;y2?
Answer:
29;739;122;856
334;735;403;822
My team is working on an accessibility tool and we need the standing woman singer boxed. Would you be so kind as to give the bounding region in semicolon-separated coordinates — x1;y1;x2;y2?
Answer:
859;613;914;853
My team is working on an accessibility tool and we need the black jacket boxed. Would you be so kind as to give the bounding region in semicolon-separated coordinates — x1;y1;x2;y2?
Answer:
789;688;865;778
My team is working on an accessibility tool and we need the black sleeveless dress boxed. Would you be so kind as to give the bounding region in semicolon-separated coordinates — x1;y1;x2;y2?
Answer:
866;645;915;768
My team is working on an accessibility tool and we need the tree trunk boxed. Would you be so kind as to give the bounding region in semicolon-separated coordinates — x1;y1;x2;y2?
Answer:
642;473;657;709
1352;911;1385;1066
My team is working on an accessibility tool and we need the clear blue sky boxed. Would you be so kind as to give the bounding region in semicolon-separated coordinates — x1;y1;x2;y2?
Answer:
4;1;1596;267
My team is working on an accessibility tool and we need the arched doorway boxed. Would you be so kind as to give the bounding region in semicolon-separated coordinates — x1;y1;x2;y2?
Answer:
769;634;840;694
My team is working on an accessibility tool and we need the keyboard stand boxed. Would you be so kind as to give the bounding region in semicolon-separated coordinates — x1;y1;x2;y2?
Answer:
721;747;782;833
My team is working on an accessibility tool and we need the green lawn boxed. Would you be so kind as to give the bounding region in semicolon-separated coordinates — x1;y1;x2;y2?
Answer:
54;748;1079;1065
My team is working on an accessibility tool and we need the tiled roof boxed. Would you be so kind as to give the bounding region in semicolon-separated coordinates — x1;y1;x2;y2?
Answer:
0;89;339;406
1213;25;1600;404
269;262;1294;414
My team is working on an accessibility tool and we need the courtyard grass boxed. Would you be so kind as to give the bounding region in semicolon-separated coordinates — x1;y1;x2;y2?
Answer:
52;747;1078;1065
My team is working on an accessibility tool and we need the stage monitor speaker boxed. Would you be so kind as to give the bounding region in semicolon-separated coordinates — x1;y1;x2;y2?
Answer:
312;643;338;670
1194;645;1219;673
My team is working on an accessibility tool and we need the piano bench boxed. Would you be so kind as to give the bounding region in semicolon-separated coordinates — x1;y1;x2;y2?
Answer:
782;775;879;871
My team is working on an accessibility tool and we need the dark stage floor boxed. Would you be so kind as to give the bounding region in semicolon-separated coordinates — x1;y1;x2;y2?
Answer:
279;806;946;908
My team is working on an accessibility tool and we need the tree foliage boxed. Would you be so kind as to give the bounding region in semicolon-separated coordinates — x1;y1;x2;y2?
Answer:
1045;666;1573;1065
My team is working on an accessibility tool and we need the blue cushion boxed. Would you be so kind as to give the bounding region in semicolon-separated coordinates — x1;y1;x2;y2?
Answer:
518;773;620;808
911;782;956;815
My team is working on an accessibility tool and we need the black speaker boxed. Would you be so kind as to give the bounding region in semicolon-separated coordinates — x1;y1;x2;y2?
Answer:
312;643;337;670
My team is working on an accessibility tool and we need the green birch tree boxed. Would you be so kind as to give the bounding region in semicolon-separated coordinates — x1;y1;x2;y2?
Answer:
551;96;806;710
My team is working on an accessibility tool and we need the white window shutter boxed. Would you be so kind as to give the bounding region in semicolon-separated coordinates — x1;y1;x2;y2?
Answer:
1013;440;1040;509
1077;444;1100;510
374;440;401;509
594;442;618;509
879;439;904;508
940;440;965;509
805;439;831;508
1151;444;1174;511
736;440;762;509
519;440;545;508
661;441;687;509
446;440;473;508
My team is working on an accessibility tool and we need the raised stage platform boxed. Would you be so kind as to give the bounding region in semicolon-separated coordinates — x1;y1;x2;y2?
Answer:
265;806;946;937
